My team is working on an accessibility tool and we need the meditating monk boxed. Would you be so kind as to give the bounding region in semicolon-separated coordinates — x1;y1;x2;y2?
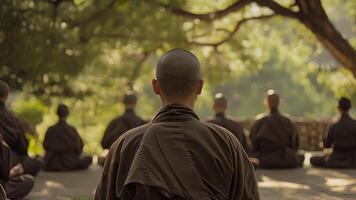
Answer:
0;133;34;199
250;90;304;168
0;80;42;176
310;97;356;168
95;48;259;200
101;92;145;150
43;104;92;171
207;93;250;155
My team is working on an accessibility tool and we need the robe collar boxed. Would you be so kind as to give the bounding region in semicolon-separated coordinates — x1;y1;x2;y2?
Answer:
215;112;226;119
124;108;135;115
340;112;351;120
153;103;199;123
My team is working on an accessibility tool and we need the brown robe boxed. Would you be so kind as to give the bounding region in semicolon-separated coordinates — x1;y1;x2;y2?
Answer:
95;104;259;200
311;113;356;168
250;109;304;168
207;112;250;155
43;120;92;171
0;138;34;199
101;109;145;149
0;101;42;176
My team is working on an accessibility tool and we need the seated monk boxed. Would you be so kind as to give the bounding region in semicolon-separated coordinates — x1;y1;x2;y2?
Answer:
250;90;304;168
310;97;356;168
207;93;250;155
0;80;42;176
1;134;34;200
95;49;259;200
98;92;145;166
101;92;145;150
43;104;92;171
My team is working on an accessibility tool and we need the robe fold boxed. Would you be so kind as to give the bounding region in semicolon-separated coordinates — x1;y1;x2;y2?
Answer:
207;112;250;155
250;109;304;168
101;109;145;149
0;101;42;176
95;104;259;200
0;140;34;200
43;120;92;171
311;113;356;168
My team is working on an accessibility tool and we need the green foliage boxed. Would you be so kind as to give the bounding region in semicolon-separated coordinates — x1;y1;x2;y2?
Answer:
12;96;47;125
1;0;355;154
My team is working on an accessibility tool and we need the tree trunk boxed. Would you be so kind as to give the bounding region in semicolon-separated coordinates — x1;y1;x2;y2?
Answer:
296;0;356;77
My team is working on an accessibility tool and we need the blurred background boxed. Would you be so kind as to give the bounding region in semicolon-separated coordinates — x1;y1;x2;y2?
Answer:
1;0;355;155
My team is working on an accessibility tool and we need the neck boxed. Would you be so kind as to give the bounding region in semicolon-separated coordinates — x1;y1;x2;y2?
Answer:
160;95;195;110
340;111;349;117
269;107;279;113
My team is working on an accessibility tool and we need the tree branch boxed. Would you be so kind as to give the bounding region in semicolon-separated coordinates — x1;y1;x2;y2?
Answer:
186;14;276;47
161;0;252;21
253;0;298;18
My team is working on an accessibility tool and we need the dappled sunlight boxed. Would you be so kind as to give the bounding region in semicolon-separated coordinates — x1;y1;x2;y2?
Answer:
258;175;311;190
45;181;64;188
325;178;356;192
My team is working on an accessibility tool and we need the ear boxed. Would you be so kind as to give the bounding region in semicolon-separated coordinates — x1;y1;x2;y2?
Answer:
196;80;204;95
152;79;160;95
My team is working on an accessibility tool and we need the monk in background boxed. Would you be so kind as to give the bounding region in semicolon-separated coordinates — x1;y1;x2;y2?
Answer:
250;90;304;168
311;97;356;168
101;92;145;150
43;104;92;171
99;92;145;166
207;93;250;155
0;80;42;176
1;133;34;199
95;48;259;200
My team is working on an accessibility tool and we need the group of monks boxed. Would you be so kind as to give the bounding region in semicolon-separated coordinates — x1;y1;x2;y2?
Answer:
0;49;355;200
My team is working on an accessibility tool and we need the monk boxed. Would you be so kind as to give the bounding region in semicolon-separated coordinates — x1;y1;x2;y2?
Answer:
43;104;92;171
207;93;250;155
0;80;42;176
310;97;356;168
95;49;259;200
1;134;34;199
101;92;145;150
250;90;304;168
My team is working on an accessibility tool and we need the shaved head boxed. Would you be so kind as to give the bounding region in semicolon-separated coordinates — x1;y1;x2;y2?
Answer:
265;89;280;108
214;93;227;108
156;48;201;96
123;91;138;105
57;104;69;119
0;80;10;101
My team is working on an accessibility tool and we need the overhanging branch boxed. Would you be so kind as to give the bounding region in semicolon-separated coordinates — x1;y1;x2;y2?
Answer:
253;0;298;18
187;14;276;47
161;0;252;21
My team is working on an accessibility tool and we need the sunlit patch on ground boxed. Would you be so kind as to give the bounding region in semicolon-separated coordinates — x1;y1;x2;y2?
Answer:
28;163;356;200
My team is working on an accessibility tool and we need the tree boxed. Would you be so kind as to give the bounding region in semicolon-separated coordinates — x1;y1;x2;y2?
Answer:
157;0;356;77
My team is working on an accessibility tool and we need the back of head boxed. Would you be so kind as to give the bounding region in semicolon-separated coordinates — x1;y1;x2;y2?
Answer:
57;104;69;119
123;91;138;106
265;89;280;109
213;93;227;112
338;97;351;112
156;48;201;97
0;80;10;101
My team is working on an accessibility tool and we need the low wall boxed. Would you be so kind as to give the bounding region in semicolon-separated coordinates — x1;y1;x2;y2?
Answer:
239;119;331;151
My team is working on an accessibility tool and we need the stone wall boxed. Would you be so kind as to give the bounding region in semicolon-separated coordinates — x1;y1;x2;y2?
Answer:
239;119;331;151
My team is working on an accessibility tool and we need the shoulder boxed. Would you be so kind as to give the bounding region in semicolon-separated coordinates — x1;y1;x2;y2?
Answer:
205;122;238;143
255;112;269;121
111;123;151;150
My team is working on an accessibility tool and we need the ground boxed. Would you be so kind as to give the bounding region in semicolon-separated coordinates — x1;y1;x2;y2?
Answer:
28;158;356;200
